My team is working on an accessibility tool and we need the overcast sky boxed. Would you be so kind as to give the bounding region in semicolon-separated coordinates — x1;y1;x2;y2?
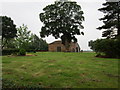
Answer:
0;0;106;50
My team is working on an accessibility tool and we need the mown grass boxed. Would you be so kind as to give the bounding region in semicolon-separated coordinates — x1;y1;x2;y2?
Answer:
2;52;119;88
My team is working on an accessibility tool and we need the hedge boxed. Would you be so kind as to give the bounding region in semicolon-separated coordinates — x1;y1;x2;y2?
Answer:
2;49;48;56
2;49;19;56
2;49;36;56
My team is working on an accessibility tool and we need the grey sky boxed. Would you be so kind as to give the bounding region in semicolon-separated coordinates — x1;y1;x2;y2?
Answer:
0;0;106;50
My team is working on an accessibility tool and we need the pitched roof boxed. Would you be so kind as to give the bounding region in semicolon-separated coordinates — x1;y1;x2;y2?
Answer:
49;40;61;45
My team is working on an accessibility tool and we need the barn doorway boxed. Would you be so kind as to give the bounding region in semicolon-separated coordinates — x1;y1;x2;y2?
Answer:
57;47;61;52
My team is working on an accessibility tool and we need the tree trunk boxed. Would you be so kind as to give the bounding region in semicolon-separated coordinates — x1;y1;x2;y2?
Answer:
64;40;70;52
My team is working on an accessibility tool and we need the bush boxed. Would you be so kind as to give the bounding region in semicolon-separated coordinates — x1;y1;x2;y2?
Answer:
2;49;19;56
2;49;35;56
18;49;26;56
26;49;36;53
89;38;120;58
33;50;36;53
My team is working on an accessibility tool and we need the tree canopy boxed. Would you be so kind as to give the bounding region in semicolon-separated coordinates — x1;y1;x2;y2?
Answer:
97;1;120;38
15;24;32;49
29;34;48;51
0;16;17;39
39;0;84;51
0;16;17;49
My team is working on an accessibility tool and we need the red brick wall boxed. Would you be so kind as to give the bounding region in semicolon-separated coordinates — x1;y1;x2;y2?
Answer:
48;41;80;52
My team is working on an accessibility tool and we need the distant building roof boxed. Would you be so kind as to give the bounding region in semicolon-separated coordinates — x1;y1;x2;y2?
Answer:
49;40;62;45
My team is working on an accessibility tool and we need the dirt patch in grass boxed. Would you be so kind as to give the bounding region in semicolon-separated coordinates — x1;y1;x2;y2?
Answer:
32;72;45;77
26;54;37;56
7;54;37;57
102;71;120;78
4;72;12;74
80;73;86;77
79;61;84;64
105;73;120;78
80;78;102;84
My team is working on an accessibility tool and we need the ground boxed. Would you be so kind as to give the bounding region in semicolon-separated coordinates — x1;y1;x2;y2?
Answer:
2;52;119;88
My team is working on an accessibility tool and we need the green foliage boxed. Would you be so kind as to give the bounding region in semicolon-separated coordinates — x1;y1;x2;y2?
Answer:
14;25;48;51
29;34;40;50
0;16;17;39
97;1;120;38
0;16;17;48
0;16;48;51
95;1;120;58
18;49;26;56
2;38;16;49
39;0;84;51
2;49;19;55
15;24;32;49
29;34;48;51
89;38;120;58
39;39;48;51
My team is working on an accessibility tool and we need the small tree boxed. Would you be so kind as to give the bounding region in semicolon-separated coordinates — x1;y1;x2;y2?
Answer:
15;24;32;50
39;0;84;51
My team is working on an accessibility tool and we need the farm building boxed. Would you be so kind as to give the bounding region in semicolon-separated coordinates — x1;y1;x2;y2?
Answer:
48;40;80;52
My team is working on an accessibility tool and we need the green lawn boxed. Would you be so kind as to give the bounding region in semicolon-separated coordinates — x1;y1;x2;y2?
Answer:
2;52;119;88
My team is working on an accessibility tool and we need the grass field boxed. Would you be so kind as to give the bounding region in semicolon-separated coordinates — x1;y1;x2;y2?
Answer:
2;52;119;88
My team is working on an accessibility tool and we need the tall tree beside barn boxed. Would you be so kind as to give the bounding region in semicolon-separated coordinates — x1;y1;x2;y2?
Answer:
97;0;120;38
39;0;84;51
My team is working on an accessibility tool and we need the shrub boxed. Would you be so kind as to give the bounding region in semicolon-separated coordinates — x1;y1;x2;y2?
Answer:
33;50;36;53
89;38;120;58
2;49;19;56
18;49;26;56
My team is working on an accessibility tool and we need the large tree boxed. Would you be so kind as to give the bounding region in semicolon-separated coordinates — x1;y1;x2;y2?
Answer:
39;0;84;51
97;1;120;38
0;16;17;48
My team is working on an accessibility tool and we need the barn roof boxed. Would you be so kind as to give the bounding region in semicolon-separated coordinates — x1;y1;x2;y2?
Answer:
48;40;61;45
48;40;79;45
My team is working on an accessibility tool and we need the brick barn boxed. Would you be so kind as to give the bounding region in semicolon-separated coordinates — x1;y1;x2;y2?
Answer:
48;40;80;52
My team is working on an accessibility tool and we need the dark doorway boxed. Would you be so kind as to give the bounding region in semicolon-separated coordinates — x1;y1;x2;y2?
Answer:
57;47;61;52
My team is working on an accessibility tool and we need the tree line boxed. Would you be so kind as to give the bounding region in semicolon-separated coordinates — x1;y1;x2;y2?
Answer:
0;16;48;55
